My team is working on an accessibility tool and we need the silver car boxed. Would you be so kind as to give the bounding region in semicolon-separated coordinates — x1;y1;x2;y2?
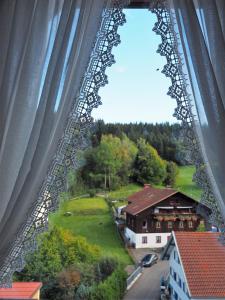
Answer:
141;253;158;267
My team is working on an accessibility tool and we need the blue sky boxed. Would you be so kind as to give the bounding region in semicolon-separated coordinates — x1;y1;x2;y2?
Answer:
92;9;177;124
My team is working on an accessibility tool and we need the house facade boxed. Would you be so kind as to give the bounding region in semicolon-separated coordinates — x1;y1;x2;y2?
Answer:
123;185;210;248
163;232;225;300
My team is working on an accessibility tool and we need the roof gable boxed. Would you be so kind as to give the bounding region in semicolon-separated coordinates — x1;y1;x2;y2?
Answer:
124;186;197;215
173;232;225;298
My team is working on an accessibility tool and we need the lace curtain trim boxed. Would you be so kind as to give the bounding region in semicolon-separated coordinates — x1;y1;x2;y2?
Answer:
0;0;128;287
149;1;222;226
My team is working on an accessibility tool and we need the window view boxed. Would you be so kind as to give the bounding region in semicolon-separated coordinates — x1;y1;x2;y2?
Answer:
12;8;207;300
1;2;225;300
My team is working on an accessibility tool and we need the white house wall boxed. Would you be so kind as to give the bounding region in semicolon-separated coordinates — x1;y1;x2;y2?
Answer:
125;227;171;248
169;247;190;300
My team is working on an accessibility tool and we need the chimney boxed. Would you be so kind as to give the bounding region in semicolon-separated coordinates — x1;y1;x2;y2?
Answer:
144;184;151;189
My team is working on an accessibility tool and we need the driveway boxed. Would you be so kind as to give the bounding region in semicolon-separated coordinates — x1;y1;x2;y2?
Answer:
124;249;169;300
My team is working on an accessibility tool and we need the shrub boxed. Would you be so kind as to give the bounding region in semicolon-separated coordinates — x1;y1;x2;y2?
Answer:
95;257;118;282
42;267;81;300
197;221;206;232
76;263;97;286
75;284;93;300
89;189;97;198
90;267;127;300
15;228;101;300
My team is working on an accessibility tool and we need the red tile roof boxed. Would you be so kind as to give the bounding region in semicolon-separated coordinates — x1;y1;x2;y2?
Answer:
174;232;225;298
0;282;42;299
124;185;177;215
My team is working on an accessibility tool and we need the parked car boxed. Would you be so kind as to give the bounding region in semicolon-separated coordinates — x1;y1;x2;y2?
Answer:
141;253;158;267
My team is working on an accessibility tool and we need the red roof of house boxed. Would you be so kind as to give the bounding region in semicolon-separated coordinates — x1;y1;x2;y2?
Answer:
124;185;178;215
174;232;225;298
0;282;42;299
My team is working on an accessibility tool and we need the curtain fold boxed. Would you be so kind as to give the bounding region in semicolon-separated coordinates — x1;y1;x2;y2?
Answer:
151;0;225;225
167;0;225;222
0;0;113;286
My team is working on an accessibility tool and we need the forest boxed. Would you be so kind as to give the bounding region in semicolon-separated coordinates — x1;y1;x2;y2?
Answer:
70;121;189;195
91;120;189;165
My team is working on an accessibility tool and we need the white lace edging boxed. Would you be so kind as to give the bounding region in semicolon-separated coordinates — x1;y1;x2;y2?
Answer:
149;0;222;226
0;0;129;287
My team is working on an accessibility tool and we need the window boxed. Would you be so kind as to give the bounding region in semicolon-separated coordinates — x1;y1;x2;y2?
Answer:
142;236;147;244
174;250;176;260
170;267;173;275
183;282;186;293
168;221;173;228
179;221;184;228
173;271;177;281
178;276;182;288
188;221;193;228
156;221;161;228
173;289;178;300
156;236;161;243
142;220;147;229
131;219;134;227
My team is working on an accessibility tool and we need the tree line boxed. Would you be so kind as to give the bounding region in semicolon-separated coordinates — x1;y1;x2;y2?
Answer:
91;120;189;166
70;132;179;195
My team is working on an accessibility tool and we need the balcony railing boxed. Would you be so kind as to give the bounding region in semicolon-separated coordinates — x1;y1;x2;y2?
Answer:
154;214;199;221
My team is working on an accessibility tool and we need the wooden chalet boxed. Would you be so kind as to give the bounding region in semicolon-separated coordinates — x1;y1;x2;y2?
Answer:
123;184;210;248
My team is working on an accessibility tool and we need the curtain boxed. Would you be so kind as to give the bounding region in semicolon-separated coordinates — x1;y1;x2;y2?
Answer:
169;0;225;222
151;0;225;224
0;0;126;286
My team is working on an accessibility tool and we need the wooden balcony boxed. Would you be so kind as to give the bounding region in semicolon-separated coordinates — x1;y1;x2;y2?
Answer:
153;213;199;222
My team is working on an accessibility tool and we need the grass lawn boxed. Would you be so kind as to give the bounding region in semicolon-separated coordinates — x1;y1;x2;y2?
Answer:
108;183;142;199
50;197;132;266
107;183;142;208
175;165;202;200
50;166;201;267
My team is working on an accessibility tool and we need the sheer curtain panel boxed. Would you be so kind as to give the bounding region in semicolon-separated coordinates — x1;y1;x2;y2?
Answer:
0;0;122;286
169;0;225;223
151;0;225;224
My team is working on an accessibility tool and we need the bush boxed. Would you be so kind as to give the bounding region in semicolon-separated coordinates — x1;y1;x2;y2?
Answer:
90;267;127;300
75;284;93;300
89;189;97;198
42;267;81;300
197;221;206;232
95;257;118;282
15;228;101;300
77;263;97;286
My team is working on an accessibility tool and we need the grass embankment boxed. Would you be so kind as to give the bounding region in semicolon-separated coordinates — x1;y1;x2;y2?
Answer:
175;165;202;200
50;197;132;266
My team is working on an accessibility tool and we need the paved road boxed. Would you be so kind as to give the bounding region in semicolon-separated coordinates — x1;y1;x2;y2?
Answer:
124;260;169;300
